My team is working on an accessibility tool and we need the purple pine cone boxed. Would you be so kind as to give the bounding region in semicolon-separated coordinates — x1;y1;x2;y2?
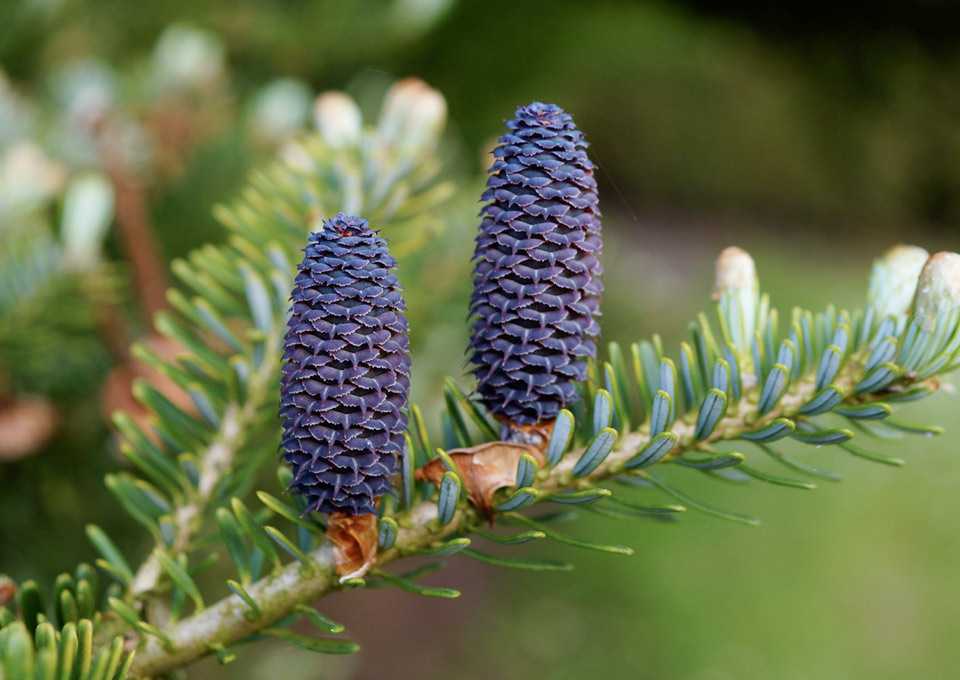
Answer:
469;102;602;426
280;213;410;515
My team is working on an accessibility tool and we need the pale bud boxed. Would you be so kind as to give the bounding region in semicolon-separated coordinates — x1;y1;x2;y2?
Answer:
714;246;757;299
867;244;929;318
914;252;960;332
714;247;758;352
391;0;455;31
314;92;362;148
152;25;225;93
61;173;115;271
377;78;446;154
249;78;312;145
0;142;66;217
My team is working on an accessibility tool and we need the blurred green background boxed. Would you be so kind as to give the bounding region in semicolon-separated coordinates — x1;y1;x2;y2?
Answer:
1;1;958;678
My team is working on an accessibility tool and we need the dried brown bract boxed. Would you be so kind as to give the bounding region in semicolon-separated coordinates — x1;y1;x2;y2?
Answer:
418;442;544;519
327;512;379;581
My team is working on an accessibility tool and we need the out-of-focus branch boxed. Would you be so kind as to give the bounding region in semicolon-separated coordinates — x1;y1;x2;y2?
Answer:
103;155;169;320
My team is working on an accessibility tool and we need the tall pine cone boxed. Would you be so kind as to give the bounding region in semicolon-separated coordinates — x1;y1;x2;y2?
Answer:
280;213;410;515
469;102;602;426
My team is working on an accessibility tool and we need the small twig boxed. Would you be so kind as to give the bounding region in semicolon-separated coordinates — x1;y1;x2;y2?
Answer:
128;331;283;602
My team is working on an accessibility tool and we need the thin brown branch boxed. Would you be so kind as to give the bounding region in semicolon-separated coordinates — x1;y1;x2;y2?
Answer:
102;154;169;319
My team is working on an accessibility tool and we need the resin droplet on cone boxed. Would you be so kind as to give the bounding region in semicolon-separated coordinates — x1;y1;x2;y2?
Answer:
468;102;602;428
280;213;410;516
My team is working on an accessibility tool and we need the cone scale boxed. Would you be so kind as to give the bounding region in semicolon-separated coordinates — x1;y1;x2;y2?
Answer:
280;213;410;517
469;102;602;430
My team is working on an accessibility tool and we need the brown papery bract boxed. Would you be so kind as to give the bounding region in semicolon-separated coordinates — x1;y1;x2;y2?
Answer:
327;512;379;580
417;442;545;520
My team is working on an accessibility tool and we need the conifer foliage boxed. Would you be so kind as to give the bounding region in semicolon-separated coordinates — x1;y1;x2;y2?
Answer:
0;80;958;680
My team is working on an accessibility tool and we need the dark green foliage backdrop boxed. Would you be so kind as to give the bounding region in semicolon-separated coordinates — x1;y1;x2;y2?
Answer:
5;0;958;232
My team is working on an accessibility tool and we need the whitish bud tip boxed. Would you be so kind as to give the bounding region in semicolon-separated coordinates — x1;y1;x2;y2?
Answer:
314;91;362;148
714;246;757;298
251;79;312;143
378;78;447;148
61;173;115;270
383;78;436;110
868;244;929;318
883;244;930;264
152;25;225;91
915;251;960;329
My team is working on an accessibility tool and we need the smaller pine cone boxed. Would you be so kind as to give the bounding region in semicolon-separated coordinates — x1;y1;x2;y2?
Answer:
280;213;410;515
469;102;602;426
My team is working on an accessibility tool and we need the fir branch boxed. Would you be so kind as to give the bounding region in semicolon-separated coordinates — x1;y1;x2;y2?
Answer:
117;80;451;608
127;358;944;676
4;81;958;680
126;239;960;675
129;326;283;599
109;138;960;677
